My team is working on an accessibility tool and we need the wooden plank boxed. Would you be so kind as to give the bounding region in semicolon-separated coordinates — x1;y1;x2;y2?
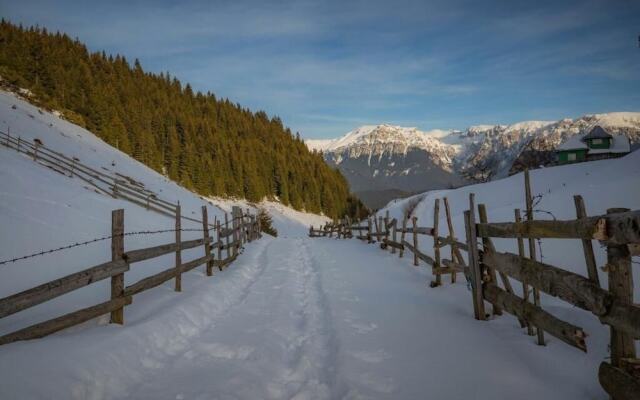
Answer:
0;259;128;319
574;195;600;286
110;209;125;325
483;283;587;352
525;170;545;346
124;238;205;264
465;196;486;320
0;296;131;346
599;362;640;400
483;250;610;314
174;205;182;292
436;236;469;252
382;238;404;250
182;254;214;273
212;253;238;269
606;207;636;367
397;227;434;235
477;210;640;244
125;267;176;297
402;240;435;265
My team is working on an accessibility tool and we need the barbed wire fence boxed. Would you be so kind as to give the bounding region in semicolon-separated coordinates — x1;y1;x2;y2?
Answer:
0;227;211;267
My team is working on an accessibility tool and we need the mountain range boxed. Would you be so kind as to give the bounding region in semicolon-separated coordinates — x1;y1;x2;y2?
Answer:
306;113;640;209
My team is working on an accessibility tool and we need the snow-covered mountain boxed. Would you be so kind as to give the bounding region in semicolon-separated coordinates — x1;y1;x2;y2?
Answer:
307;113;640;208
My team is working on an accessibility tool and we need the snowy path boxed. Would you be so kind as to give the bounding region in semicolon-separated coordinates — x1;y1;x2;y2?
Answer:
0;235;608;399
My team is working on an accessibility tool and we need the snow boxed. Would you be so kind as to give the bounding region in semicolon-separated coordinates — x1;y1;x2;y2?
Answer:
557;133;630;153
590;112;640;129
1;88;639;399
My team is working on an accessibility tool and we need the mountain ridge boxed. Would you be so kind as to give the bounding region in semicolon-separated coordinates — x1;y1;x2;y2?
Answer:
306;113;640;208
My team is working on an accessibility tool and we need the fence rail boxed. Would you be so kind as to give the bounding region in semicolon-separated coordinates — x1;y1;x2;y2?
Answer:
0;205;261;346
309;169;640;400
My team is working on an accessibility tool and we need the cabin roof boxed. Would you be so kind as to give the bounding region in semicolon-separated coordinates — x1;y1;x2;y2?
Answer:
582;125;613;141
557;133;630;153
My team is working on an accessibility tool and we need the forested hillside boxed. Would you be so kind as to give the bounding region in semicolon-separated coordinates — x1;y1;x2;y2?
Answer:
0;20;364;218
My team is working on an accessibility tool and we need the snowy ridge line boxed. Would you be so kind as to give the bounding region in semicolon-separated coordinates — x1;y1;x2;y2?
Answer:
309;183;640;397
0;206;262;346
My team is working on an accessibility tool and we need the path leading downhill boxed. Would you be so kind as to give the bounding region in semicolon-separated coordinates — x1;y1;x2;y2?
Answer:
0;234;609;399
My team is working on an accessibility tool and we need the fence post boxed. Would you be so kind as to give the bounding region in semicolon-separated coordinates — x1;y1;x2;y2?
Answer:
216;220;223;271
525;169;545;346
391;218;398;254
574;195;600;286
515;209;535;336
399;213;407;258
464;194;486;320
384;211;390;246
432;199;442;287
477;204;502;316
606;207;636;368
443;197;457;283
174;204;182;292
110;208;125;324
202;206;213;276
224;212;231;259
367;217;372;243
412;216;419;266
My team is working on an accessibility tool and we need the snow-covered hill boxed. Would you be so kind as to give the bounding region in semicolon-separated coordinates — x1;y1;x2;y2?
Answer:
0;89;328;334
307;114;640;207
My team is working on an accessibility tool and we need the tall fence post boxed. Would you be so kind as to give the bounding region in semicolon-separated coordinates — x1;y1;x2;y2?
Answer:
464;194;486;320
606;207;636;368
202;206;213;276
525;169;545;346
224;212;230;259
574;195;600;286
432;199;442;287
391;218;397;254
515;209;535;336
174;204;182;292
216;220;223;271
443;197;457;284
367;217;372;243
399;213;407;258
110;209;125;324
384;211;390;246
412;216;419;266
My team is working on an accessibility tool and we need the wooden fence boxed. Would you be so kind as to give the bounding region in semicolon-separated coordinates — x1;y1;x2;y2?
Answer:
309;170;640;400
0;205;261;346
0;130;215;228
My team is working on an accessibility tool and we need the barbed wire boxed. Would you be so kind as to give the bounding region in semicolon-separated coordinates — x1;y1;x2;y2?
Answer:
0;227;208;267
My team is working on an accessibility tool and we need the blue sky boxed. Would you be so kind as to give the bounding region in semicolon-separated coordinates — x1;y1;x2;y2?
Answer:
2;0;639;138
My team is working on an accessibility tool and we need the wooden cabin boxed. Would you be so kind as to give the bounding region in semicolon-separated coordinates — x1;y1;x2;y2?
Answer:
556;125;630;164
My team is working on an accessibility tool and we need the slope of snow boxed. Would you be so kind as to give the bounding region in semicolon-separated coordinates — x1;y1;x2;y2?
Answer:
0;89;328;336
